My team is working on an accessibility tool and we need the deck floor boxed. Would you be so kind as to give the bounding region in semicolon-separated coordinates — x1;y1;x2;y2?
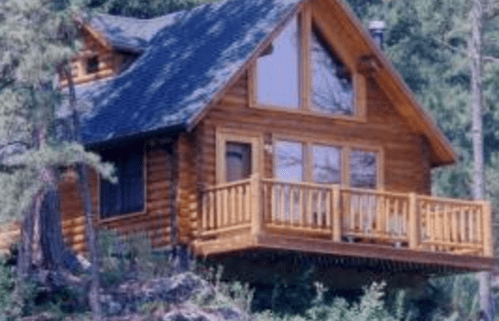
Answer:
192;229;496;274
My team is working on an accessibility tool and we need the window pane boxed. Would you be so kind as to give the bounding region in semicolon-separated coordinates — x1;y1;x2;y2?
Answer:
226;142;252;182
257;16;300;107
100;145;144;218
275;140;303;182
312;30;354;115
313;145;341;184
350;150;377;189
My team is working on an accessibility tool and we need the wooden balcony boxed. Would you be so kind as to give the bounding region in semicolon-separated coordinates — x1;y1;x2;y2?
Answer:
192;175;496;273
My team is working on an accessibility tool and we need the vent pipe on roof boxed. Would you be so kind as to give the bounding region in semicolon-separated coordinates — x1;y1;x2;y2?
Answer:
369;21;385;49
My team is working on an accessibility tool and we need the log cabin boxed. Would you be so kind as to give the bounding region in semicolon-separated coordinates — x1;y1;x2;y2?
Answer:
1;0;496;289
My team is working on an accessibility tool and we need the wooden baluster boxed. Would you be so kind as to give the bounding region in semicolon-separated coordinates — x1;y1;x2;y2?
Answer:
425;201;432;250
477;205;483;245
332;185;341;242
376;194;384;238
307;188;313;227
325;189;331;229
319;189;325;229
237;185;243;224
460;206;466;245
250;174;261;235
468;206;474;244
443;205;449;250
385;196;391;238
216;189;222;229
271;183;277;223
202;193;208;232
393;198;400;238
401;198;407;239
451;206;457;244
245;184;251;223
223;188;229;227
350;193;356;233
408;193;417;249
290;186;295;226
279;185;286;225
482;201;493;257
298;186;306;226
209;192;215;229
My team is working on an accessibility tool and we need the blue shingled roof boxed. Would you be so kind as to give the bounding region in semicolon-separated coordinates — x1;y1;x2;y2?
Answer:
90;11;184;52
77;0;302;146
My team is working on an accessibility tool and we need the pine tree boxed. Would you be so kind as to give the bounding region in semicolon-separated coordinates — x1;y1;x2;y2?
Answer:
0;0;113;318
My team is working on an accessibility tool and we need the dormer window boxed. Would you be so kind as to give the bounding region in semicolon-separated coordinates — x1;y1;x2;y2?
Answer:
86;56;99;74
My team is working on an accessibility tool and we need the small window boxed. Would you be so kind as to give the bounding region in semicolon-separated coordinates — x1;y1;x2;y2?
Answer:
256;16;300;108
313;145;341;184
350;149;377;189
311;28;354;115
86;56;99;74
100;145;144;219
226;142;252;182
275;140;304;182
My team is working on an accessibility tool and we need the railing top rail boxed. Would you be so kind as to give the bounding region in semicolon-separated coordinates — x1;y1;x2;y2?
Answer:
417;194;485;207
339;187;409;198
261;178;335;190
203;178;252;192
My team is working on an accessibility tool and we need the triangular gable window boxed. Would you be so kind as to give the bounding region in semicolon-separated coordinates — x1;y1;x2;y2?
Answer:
256;16;300;108
311;29;353;115
252;11;361;120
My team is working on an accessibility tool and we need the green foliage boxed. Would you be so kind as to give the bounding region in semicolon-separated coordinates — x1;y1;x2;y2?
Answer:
98;228;174;286
254;282;400;321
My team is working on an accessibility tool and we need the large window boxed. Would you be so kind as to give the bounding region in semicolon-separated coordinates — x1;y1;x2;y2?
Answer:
100;145;145;219
312;145;341;184
253;12;359;119
274;139;380;188
256;16;300;108
311;30;354;115
275;140;304;182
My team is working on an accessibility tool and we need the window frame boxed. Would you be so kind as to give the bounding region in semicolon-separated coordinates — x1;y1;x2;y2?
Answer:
272;134;384;189
216;128;263;184
98;144;147;223
248;5;367;122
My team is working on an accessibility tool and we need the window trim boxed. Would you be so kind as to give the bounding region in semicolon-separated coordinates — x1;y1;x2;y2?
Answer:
272;134;384;189
97;144;147;223
216;128;263;184
248;4;367;122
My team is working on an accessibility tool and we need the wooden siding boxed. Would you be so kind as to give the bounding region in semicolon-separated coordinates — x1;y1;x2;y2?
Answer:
0;145;175;254
182;71;432;244
202;71;431;190
59;30;135;87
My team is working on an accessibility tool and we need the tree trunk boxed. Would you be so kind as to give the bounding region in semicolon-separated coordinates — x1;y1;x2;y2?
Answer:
77;164;102;321
63;65;102;321
470;0;493;320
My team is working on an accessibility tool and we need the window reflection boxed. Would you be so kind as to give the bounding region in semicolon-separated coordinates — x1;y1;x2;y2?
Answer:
312;29;354;115
226;142;252;182
275;140;303;182
313;145;341;184
257;16;300;108
350;150;377;189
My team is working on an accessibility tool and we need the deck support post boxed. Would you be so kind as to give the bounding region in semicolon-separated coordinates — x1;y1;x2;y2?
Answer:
251;174;261;236
482;201;493;257
408;193;418;249
332;185;341;242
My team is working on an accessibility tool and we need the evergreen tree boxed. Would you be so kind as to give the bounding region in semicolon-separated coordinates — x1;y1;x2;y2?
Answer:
0;0;113;318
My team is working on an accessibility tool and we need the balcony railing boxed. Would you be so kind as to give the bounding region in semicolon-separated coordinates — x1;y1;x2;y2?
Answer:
199;174;494;258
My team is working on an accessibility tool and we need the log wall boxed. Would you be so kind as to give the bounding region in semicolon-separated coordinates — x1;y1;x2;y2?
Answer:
181;71;432;243
59;144;174;252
